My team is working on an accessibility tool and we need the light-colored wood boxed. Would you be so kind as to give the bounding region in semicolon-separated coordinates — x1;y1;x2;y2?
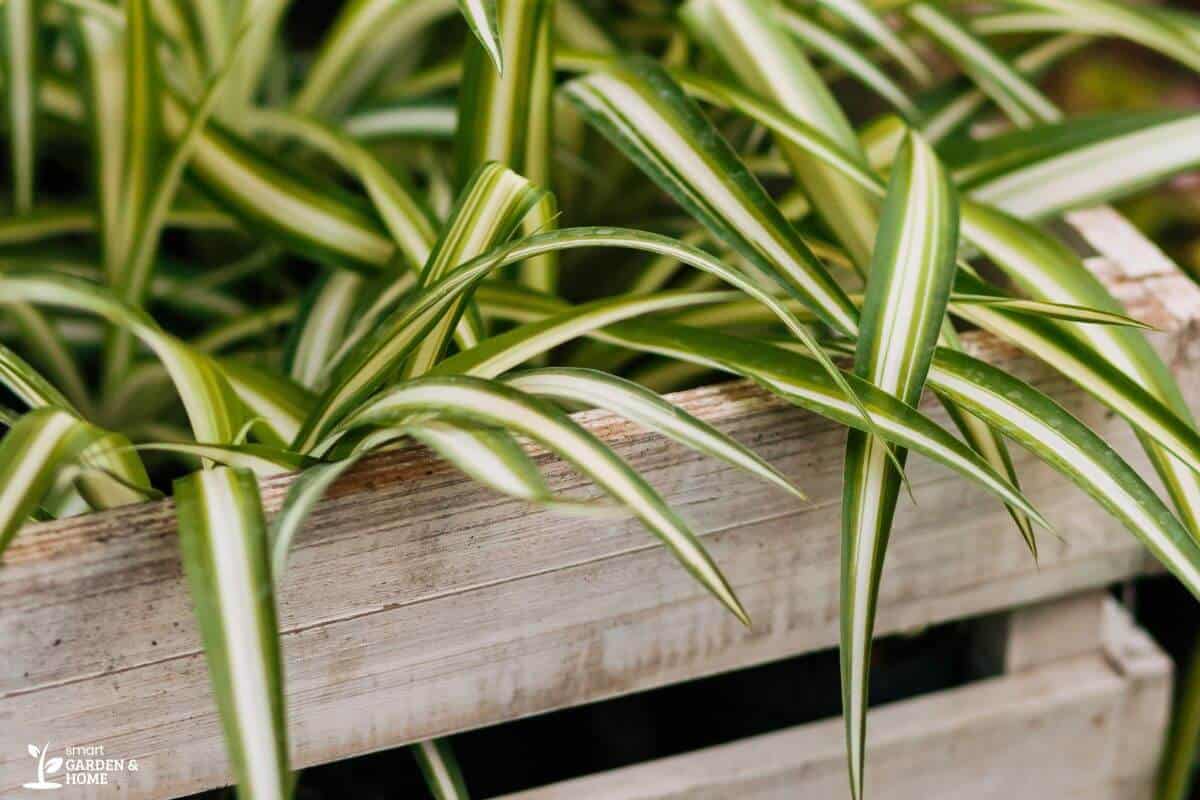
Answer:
1103;599;1175;799
499;602;1171;800
0;208;1197;798
974;589;1110;675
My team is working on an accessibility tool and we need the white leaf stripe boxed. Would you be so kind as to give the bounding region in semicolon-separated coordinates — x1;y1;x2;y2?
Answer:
413;738;470;800
812;0;932;86
928;349;1200;596
457;0;503;74
293;0;457;117
410;422;552;499
243;108;436;269
562;61;860;335
437;290;739;378
907;3;1060;128
160;92;396;270
962;202;1200;550
777;9;919;119
0;342;76;412
1007;0;1200;72
175;467;289;800
680;0;879;271
346;102;458;140
503;367;804;500
0;409;86;555
288;271;366;391
404;162;542;377
221;360;314;450
6;0;37;214
0;274;250;444
949;300;1200;480
963;113;1200;219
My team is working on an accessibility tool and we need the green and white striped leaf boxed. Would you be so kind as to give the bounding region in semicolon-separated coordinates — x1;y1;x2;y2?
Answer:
456;0;555;290
6;0;38;214
73;430;158;510
5;302;93;415
680;0;880;271
777;8;919;120
287;271;367;391
117;0;160;271
949;288;1200;483
413;738;471;800
403;161;543;377
160;93;396;271
71;9;126;280
430;226;877;453
0;342;77;412
293;0;457;118
962;202;1200;547
917;34;1090;146
562;56;860;335
553;319;1049;529
811;0;931;86
0;273;250;444
948;294;1154;329
136;442;315;476
175;466;291;800
0;409;99;556
927;348;1200;598
345;101;458;141
220;359;315;450
243;108;437;270
437;289;742;378
906;3;1060;128
951;112;1200;218
457;0;503;75
333;375;751;625
503;367;804;500
1006;0;1200;73
104;17;254;394
839;130;960;800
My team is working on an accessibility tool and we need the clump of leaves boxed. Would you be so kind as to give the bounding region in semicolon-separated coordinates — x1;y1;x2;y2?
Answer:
3;1;1200;798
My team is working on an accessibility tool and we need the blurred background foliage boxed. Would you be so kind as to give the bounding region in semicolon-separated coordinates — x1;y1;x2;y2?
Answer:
1046;1;1200;281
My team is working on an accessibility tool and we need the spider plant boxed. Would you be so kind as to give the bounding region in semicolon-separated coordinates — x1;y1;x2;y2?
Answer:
2;0;1200;798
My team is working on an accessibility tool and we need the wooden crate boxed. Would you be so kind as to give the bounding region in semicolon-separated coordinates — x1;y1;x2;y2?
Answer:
499;597;1171;800
0;207;1197;798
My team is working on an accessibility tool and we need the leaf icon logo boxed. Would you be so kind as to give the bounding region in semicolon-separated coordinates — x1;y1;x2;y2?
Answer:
23;741;63;790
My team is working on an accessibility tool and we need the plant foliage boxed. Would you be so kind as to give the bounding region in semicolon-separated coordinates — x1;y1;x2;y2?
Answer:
2;1;1200;798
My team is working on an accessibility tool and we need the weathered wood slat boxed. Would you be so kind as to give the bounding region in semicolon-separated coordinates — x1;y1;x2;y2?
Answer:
0;208;1196;797
498;598;1171;800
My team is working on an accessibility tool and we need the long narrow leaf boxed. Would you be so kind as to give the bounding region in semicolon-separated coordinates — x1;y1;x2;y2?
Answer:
175;466;291;800
839;130;959;800
504;367;804;500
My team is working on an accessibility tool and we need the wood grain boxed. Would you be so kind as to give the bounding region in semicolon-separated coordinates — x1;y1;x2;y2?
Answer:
0;208;1196;798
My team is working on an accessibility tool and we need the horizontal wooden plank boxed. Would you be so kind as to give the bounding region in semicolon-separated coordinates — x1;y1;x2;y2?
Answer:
0;208;1196;798
498;598;1171;800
